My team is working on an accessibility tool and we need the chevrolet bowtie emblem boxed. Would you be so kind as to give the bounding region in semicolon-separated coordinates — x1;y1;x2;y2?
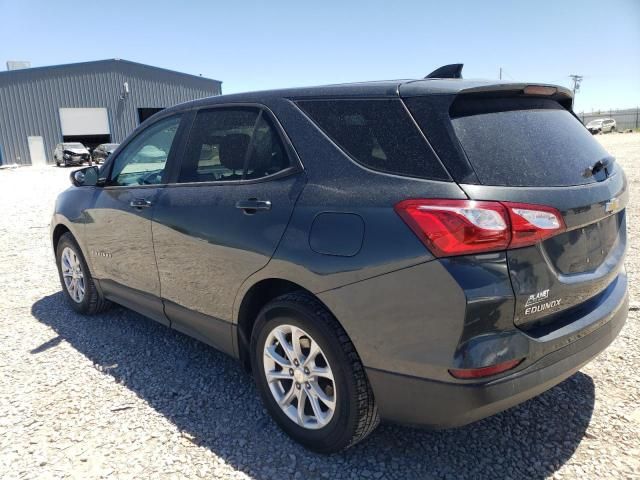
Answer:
604;198;619;214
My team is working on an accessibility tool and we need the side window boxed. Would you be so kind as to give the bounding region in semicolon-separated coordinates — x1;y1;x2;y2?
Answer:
244;114;289;180
297;99;449;180
108;115;181;186
177;108;289;183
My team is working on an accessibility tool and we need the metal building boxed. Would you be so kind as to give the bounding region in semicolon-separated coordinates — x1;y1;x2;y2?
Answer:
0;59;222;166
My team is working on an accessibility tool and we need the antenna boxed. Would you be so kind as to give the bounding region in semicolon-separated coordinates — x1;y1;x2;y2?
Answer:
425;64;463;79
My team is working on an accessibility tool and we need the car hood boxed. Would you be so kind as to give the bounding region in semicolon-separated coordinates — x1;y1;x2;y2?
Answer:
65;148;89;154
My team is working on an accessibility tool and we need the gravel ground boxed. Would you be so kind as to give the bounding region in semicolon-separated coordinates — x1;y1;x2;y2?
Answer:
1;133;639;480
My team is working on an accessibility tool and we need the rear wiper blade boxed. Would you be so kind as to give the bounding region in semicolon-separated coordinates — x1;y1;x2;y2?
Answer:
584;157;614;178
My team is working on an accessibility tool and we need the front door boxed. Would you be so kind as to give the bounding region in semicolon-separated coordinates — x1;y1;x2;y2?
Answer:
83;114;183;326
151;107;304;352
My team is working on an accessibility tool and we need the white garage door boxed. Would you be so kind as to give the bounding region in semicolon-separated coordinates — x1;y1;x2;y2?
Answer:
59;108;110;135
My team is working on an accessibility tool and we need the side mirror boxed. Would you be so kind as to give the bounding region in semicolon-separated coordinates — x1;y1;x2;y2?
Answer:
70;166;100;187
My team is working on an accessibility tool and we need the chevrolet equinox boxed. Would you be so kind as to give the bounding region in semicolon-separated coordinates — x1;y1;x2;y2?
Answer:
51;65;628;453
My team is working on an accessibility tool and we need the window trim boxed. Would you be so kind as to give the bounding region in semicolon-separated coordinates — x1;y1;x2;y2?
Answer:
166;102;303;187
100;112;186;189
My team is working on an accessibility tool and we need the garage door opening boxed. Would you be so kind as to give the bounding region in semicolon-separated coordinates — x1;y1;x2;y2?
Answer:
138;108;164;124
58;107;111;153
62;134;112;152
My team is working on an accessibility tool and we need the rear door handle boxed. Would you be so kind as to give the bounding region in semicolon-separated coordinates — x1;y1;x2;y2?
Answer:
130;198;153;209
235;198;272;213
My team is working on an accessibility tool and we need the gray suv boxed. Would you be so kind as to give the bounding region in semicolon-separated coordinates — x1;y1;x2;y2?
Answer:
51;66;628;453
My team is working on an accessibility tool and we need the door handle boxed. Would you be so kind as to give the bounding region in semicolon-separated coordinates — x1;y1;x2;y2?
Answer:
235;198;272;213
130;198;153;209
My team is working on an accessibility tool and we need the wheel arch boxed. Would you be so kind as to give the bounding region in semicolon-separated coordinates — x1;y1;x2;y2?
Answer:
235;277;340;372
52;223;71;251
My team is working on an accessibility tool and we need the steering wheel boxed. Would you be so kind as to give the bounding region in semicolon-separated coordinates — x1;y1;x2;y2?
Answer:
138;170;161;185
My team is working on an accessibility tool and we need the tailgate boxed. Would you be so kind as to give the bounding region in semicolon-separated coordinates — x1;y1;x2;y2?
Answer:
461;178;627;329
403;86;628;330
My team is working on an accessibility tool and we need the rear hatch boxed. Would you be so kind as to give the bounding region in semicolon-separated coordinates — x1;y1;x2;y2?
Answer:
403;84;627;331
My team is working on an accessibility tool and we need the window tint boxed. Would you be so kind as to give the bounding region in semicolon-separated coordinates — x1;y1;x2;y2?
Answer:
109;115;181;186
449;102;613;187
244;114;289;180
297;99;449;180
178;108;289;183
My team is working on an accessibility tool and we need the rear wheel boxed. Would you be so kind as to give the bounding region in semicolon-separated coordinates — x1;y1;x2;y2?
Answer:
55;232;110;314
251;292;379;453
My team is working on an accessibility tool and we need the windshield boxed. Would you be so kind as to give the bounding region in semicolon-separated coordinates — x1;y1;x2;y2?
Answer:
104;143;119;149
63;143;85;149
587;120;603;126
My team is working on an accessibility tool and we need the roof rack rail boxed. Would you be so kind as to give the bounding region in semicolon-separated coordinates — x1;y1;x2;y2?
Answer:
425;64;463;79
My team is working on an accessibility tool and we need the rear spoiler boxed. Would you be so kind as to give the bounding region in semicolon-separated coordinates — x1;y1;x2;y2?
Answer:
455;83;574;111
401;80;574;111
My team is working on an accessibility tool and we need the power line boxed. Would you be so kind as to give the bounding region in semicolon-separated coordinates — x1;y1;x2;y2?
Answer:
569;74;583;97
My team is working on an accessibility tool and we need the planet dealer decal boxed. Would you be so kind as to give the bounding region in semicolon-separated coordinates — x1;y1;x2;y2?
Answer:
524;289;562;315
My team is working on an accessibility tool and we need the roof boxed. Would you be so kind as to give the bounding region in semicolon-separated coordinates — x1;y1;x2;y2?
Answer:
170;78;573;110
0;58;222;85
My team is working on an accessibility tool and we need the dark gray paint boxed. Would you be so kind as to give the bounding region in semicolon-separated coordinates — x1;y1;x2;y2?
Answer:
51;77;628;428
0;59;221;166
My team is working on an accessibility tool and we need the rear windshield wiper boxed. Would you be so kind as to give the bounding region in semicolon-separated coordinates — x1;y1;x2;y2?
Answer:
584;157;614;178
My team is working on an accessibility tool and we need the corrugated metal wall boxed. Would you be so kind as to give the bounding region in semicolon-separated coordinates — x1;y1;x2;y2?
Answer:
0;60;221;165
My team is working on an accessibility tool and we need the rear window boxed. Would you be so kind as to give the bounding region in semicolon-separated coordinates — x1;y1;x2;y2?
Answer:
449;98;612;187
297;99;449;181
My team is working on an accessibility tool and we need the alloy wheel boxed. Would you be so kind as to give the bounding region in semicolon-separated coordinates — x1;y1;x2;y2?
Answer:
263;324;336;429
61;247;85;303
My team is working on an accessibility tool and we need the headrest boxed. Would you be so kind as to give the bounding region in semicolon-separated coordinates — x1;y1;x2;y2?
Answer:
343;125;374;160
249;130;274;174
219;133;250;171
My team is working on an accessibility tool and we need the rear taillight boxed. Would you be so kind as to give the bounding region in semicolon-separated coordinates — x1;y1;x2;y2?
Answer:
503;202;565;249
395;199;565;257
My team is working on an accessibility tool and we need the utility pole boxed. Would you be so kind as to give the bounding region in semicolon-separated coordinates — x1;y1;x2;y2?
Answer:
499;67;502;80
569;74;583;97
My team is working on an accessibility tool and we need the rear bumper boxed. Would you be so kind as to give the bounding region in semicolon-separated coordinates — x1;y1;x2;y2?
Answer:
367;274;628;427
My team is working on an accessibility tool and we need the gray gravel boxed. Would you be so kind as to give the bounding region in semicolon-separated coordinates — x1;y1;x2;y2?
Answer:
1;134;639;479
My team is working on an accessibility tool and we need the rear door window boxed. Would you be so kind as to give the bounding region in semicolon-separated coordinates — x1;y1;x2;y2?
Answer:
297;99;450;181
177;108;290;183
444;98;612;187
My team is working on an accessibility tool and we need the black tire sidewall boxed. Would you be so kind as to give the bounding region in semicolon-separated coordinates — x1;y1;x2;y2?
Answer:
251;300;361;452
55;234;95;313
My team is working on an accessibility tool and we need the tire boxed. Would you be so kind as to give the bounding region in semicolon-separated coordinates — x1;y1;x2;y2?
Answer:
251;291;379;453
55;232;111;315
56;161;60;167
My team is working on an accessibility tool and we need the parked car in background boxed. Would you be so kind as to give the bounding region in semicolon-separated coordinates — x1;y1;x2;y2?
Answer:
586;118;616;134
50;66;628;453
53;143;91;167
92;143;119;164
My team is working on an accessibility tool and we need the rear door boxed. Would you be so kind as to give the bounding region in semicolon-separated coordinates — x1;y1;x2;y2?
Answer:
151;106;304;352
404;91;627;329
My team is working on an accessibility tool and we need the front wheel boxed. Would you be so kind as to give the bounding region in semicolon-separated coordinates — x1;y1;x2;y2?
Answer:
251;292;379;453
55;232;110;314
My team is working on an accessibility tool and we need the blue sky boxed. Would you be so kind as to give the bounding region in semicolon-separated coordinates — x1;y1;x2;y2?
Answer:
1;0;638;112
